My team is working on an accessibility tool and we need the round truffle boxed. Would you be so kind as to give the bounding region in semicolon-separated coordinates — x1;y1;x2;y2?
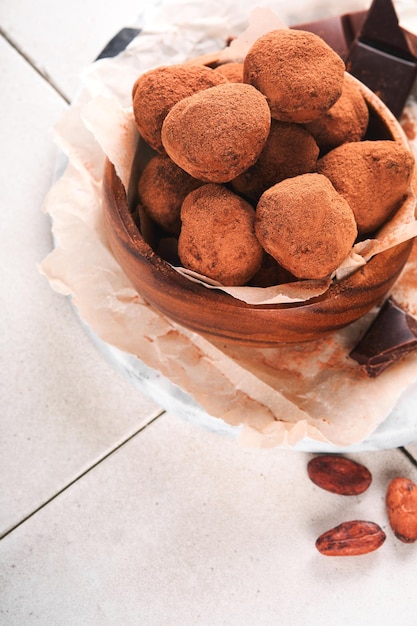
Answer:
317;140;415;234
243;29;345;123
214;62;244;83
231;120;319;202
161;83;271;182
178;184;263;285
255;173;357;279
247;252;296;287
138;155;204;235
305;74;369;151
132;64;227;152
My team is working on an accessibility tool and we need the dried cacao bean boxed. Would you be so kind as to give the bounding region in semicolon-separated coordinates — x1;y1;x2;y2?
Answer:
316;520;386;556
307;455;372;495
386;477;417;543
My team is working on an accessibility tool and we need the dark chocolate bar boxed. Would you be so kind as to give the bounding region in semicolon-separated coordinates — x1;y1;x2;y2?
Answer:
346;0;417;118
349;298;417;377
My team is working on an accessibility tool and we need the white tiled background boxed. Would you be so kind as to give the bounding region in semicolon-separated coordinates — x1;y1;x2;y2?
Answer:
1;1;417;624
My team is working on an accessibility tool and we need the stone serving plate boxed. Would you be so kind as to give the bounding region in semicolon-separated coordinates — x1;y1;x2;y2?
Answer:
102;54;415;347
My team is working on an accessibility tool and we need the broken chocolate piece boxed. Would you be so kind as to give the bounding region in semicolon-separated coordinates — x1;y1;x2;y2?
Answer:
345;0;417;118
350;298;417;377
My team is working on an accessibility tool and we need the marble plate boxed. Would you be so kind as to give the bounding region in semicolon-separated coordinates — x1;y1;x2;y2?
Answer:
68;27;417;453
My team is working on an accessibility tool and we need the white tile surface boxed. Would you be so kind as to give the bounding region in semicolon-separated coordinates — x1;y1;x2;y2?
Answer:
0;36;162;536
0;413;416;626
2;0;417;622
0;0;143;101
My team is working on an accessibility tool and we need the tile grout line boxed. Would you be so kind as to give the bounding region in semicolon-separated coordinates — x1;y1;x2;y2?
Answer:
0;410;166;541
0;23;172;541
0;26;70;104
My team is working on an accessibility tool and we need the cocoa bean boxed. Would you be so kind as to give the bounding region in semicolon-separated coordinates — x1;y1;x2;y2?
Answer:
316;520;386;556
386;477;417;543
307;455;372;495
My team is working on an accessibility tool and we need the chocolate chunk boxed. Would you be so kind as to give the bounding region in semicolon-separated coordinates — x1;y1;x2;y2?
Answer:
355;0;416;58
346;0;417;118
349;298;417;377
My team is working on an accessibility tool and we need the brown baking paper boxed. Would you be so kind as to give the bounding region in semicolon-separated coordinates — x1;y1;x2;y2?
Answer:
41;4;417;448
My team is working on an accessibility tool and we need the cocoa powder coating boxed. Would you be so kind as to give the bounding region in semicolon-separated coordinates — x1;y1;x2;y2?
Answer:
132;64;227;152
138;154;203;236
317;140;415;234
243;29;345;123
255;173;357;279
214;62;244;83
130;31;414;288
306;74;369;151
247;252;296;288
161;82;271;183
231;120;319;202
178;184;263;285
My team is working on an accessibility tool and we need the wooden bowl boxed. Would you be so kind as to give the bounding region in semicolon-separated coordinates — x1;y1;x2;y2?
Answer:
102;55;415;346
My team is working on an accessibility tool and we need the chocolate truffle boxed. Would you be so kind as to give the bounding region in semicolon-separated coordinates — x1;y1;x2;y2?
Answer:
132;64;227;152
243;29;345;123
214;62;244;83
317;140;414;234
178;184;263;285
247;252;296;288
231;120;319;202
305;75;369;151
138;155;204;235
161;83;271;182
255;173;357;279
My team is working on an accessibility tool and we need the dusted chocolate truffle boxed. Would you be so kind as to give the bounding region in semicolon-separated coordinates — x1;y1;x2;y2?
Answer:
247;252;296;287
138;155;203;235
231;120;319;202
243;29;345;123
317;140;415;234
305;75;369;151
161;83;271;182
214;62;244;83
132;64;227;152
179;184;263;285
255;173;357;279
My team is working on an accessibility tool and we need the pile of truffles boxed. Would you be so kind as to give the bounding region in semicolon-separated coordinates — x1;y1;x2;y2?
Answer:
132;29;414;286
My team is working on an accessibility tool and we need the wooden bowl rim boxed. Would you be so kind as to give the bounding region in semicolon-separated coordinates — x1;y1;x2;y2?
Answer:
104;56;414;312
